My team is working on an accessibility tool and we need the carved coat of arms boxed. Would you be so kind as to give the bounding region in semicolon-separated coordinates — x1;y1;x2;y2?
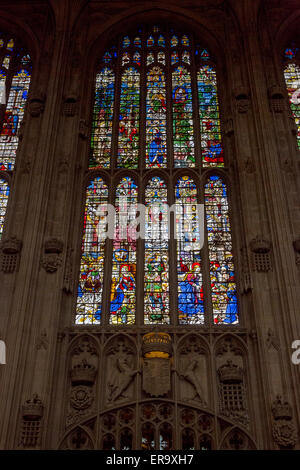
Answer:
142;357;170;397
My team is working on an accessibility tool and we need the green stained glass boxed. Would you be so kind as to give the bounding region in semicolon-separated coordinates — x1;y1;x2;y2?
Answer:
118;67;140;168
172;66;195;167
89;68;115;169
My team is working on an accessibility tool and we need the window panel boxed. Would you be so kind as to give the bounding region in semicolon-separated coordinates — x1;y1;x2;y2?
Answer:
146;67;167;168
176;176;204;324
110;177;137;324
198;65;224;167
89;68;115;169
118;67;140;168
172;66;195;167
144;176;170;324
284;61;300;150
204;175;238;324
75;177;108;324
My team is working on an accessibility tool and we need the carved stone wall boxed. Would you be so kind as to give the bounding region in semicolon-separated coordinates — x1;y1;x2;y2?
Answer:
0;0;299;450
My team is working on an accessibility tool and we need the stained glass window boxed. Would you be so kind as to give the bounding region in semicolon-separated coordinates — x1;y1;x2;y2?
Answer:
90;68;115;169
77;26;239;327
118;67;140;168
75;178;108;324
283;44;300;150
0;36;32;170
0;178;9;238
110;177;137;325
198;66;224;167
144;177;170;324
205;175;238;324
0;34;31;245
172;66;195;167
146;67;167;168
176;176;204;324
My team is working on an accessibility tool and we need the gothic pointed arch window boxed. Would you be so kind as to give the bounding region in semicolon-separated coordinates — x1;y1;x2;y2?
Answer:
283;42;300;149
0;32;32;238
75;25;238;326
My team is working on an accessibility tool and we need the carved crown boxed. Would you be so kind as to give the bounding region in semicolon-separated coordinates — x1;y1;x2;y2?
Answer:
22;394;43;420
1;236;22;254
71;359;97;385
233;85;250;100
44;238;64;254
268;85;285;100
271;395;293;421
250;236;271;254
142;332;172;358
218;360;243;383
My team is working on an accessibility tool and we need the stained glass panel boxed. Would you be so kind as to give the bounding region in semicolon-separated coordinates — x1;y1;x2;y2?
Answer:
118;67;140;168
147;53;154;66
171;51;179;65
123;36;130;48
134;37;141;48
144;177;170;324
110;177;137;324
176;176;204;324
147;36;154;47
284;62;300;149
122;52;130;66
133;52;141;66
157;52;165;65
181;35;189;47
171;35;178;47
146;67;167;168
198;65;224;167
0;178;9;238
172;66;195;167
0;68;31;170
205;175;238;324
89;68;115;169
158;35;165;47
75;178;108;325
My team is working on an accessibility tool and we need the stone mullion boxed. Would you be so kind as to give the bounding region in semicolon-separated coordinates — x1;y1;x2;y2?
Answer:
0;21;71;448
136;33;147;326
190;37;202;170
200;181;214;327
243;21;300;443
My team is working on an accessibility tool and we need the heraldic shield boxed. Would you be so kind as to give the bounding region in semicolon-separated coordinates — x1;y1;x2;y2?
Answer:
142;357;171;397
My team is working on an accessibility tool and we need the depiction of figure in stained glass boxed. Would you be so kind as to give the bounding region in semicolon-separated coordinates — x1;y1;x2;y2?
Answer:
205;175;238;324
283;46;300;149
75;178;108;324
110;177;137;324
144;177;170;324
90;68;115;168
172;66;195;167
0;66;31;170
198;65;224;166
176;176;204;324
146;67;167;168
118;68;140;168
